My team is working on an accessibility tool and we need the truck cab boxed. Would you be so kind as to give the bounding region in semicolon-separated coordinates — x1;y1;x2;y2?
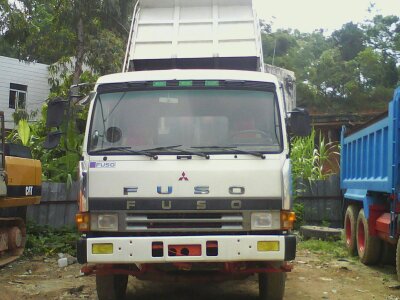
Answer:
54;1;310;299
75;68;308;299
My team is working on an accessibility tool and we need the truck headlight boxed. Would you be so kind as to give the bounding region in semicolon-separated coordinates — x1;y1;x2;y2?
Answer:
251;212;272;229
91;214;118;231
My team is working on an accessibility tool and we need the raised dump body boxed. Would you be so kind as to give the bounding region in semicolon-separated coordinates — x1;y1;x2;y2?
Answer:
341;87;400;277
341;108;393;195
124;0;264;71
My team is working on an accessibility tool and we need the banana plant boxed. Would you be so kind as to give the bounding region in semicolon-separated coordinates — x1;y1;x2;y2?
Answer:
17;119;31;146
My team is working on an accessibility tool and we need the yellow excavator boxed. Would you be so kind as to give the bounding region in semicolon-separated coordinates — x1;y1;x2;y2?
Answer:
0;112;41;266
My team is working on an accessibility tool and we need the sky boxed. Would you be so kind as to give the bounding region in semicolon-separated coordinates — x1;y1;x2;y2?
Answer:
253;0;400;33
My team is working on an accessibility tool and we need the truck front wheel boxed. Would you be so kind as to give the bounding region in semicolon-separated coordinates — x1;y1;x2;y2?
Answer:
344;204;359;255
356;209;381;265
258;272;286;300
96;274;128;300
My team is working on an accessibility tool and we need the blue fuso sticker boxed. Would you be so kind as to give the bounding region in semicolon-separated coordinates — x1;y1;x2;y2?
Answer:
90;161;116;169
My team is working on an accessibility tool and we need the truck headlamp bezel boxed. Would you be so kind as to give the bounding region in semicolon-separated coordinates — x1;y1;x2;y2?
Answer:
251;212;280;230
91;213;119;231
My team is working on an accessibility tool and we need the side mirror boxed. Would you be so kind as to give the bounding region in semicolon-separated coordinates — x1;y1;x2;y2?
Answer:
43;131;63;149
287;108;311;137
47;97;68;128
44;98;68;149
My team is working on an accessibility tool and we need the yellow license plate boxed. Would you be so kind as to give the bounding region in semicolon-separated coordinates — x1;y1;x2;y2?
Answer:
257;241;280;252
92;243;113;254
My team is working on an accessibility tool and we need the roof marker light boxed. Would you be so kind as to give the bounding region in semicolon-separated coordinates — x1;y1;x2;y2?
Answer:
205;80;219;87
179;81;193;87
153;81;167;87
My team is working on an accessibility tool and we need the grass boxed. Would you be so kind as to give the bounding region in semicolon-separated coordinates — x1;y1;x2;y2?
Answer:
298;238;350;260
24;221;80;257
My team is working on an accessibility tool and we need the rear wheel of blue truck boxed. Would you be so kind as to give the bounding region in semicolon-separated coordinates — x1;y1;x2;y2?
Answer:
96;274;128;300
356;209;381;265
258;272;286;300
396;238;400;281
344;205;359;256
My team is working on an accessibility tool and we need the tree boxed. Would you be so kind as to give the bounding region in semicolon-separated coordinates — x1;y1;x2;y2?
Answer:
1;0;135;183
364;15;400;60
0;0;135;84
260;14;399;113
331;22;365;61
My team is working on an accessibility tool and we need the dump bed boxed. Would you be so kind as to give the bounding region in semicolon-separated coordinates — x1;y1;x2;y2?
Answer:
340;87;400;194
126;0;263;71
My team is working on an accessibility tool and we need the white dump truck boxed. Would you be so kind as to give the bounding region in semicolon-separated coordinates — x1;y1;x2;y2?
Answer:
47;0;310;299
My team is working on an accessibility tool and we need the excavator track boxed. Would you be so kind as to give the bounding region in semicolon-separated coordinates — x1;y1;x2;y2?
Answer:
0;207;27;267
0;218;26;267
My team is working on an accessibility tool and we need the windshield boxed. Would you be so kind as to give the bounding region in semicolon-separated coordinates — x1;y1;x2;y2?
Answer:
88;88;283;154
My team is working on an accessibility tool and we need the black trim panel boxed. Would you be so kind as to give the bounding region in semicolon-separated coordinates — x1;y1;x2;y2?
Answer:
284;235;296;261
89;198;282;211
77;239;87;264
97;80;276;94
131;57;259;72
7;185;41;197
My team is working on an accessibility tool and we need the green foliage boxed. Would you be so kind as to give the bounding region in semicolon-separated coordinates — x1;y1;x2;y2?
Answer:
298;238;349;259
38;101;86;183
17;119;31;146
0;0;133;69
0;0;130;182
12;110;30;124
262;15;400;113
24;221;80;257
291;128;338;182
331;22;365;61
7;95;87;183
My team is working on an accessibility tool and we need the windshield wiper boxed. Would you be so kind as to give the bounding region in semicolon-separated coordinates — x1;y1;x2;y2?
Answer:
142;145;210;159
90;146;158;159
191;146;266;159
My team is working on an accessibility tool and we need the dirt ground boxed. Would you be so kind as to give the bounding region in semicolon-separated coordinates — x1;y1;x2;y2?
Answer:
1;249;400;300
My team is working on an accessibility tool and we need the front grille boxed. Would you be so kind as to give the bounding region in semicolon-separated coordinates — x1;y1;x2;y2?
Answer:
125;212;244;232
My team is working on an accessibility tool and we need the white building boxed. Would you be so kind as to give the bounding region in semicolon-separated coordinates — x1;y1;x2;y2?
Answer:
0;56;50;128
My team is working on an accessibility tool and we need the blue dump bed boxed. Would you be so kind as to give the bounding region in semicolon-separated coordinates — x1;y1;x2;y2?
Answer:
340;87;400;196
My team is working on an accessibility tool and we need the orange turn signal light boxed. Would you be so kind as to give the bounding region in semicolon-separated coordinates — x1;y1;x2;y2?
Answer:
281;211;296;230
76;213;90;232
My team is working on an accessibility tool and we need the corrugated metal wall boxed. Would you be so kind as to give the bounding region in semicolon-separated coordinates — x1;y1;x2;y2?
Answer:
27;178;343;228
295;175;343;228
27;182;79;227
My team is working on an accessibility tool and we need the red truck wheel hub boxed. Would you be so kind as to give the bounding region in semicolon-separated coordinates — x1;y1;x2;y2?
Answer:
357;221;365;253
345;216;352;246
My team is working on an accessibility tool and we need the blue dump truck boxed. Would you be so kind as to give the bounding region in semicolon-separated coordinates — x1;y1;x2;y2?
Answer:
341;87;400;277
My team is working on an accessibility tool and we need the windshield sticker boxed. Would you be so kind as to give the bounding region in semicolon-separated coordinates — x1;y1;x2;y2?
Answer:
90;161;116;169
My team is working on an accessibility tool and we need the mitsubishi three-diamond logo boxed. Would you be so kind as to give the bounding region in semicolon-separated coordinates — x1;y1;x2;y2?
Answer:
179;172;189;181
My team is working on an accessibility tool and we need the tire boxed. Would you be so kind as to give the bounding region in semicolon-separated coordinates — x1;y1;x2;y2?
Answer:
381;241;396;265
356;209;381;265
96;274;128;300
396;238;400;281
344;205;359;256
259;272;286;300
